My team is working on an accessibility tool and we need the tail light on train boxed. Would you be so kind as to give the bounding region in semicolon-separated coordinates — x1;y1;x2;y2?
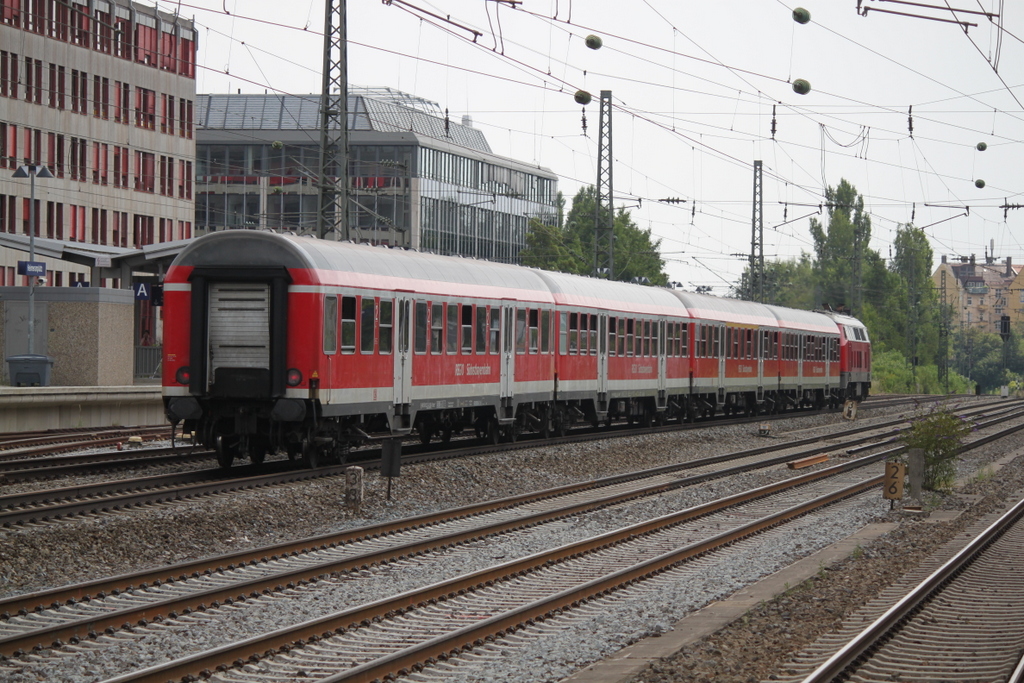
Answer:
286;368;303;387
175;366;191;385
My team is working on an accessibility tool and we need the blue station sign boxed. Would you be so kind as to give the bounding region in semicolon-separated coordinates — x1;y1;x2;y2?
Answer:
17;261;46;277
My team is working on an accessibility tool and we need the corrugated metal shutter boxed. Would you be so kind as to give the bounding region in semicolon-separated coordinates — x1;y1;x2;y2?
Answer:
208;283;270;380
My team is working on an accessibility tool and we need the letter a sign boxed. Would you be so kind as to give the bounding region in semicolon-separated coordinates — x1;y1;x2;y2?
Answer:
132;282;151;300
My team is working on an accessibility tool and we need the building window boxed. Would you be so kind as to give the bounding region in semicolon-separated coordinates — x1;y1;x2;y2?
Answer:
135;87;156;129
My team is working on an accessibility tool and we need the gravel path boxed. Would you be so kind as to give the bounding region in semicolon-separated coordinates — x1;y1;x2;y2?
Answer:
0;398;1009;683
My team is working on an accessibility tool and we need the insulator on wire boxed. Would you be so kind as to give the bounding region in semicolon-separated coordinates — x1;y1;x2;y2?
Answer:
581;109;587;136
771;105;777;140
908;105;913;138
911;202;915;221
444;108;450;137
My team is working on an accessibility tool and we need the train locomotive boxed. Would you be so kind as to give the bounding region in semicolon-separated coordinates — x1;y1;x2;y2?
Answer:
162;231;871;468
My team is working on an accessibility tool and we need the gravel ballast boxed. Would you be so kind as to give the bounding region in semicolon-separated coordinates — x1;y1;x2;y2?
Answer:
0;398;1018;683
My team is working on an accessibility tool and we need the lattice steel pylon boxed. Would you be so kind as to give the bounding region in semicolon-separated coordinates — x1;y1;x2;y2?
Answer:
316;0;349;240
939;269;950;391
594;90;614;279
750;160;764;302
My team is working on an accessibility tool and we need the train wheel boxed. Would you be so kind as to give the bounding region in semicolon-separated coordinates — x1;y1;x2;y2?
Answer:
441;428;453;444
250;446;267;466
487;419;500;445
302;438;319;469
215;436;235;469
419;427;432;445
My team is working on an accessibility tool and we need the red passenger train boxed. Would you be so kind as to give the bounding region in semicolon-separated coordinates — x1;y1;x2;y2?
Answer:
162;231;871;467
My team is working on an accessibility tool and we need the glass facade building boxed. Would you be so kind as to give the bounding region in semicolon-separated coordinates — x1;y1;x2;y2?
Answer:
196;88;558;264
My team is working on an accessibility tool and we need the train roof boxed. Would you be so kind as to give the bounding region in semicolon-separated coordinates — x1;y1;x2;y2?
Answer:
762;304;840;334
531;270;689;317
170;231;555;303
670;291;777;327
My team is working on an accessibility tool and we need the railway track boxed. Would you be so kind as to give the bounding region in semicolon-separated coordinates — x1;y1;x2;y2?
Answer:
0;403;1019;676
4;447;888;682
0;425;172;459
0;399;1008;529
0;393;942;484
0;444;215;483
784;494;1024;683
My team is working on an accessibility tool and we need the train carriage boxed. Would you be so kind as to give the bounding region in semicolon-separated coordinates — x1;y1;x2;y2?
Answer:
163;230;871;468
531;270;691;429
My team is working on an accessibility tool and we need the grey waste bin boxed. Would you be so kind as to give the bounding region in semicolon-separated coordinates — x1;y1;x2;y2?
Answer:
6;354;54;387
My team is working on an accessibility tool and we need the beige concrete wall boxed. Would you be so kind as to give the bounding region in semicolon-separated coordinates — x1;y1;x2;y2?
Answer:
1;287;135;386
0;386;165;431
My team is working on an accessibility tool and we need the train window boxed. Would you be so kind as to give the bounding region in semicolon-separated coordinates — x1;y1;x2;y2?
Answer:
541;310;551;354
516;308;527;354
608;317;617;357
581;314;590;354
529;309;539;353
714;326;722;358
655;320;662;357
341;296;357;354
379;300;393;354
642;320;650;357
461;305;473;353
414;300;427;354
625;319;634;357
569;312;579;355
590;315;598;355
361;298;375;353
559;312;568;354
476;305;487;353
398;300;409;353
490;308;500;354
446;304;458;354
746;329;753;360
323;295;338;355
431;303;443;354
617;318;625;356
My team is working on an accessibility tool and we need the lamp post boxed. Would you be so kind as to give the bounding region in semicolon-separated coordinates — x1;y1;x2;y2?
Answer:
12;164;54;356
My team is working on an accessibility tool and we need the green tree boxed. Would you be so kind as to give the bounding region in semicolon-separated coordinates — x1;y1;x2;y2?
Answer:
885;225;939;366
519;218;586;274
560;186;668;285
808;180;877;316
732;255;816;309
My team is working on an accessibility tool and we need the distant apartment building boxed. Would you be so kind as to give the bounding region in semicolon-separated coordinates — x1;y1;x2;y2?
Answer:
195;88;558;263
0;0;197;288
933;253;1020;335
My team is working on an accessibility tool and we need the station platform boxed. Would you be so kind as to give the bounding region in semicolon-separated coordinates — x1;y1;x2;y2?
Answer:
0;386;165;433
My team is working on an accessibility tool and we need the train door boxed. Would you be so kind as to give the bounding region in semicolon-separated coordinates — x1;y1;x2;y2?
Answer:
657;320;667;408
500;303;515;402
717;323;726;405
393;297;412;408
797;333;804;392
597;314;609;410
757;329;766;401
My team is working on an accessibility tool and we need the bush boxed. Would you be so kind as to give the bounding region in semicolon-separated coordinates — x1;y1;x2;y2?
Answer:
899;405;972;491
872;349;974;395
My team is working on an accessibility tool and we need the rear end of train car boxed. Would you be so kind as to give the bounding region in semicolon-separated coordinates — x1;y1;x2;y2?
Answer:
161;231;366;468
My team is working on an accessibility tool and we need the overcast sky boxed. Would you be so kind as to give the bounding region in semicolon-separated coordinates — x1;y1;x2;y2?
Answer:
163;0;1021;293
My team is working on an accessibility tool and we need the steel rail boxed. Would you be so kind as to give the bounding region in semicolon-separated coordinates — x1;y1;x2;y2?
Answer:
798;494;1024;683
0;426;171;457
0;404;960;615
0;398;1005;521
0;436;901;657
105;472;884;683
0;449;214;483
